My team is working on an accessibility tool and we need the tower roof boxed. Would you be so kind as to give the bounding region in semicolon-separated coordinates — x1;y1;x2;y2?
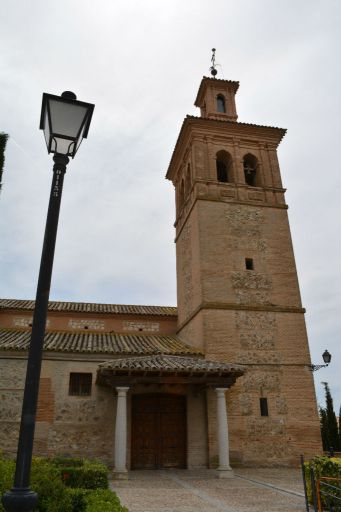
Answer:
194;76;239;107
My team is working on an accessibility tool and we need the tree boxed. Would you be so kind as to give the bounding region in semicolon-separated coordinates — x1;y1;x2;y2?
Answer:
319;406;329;451
0;132;9;193
320;382;341;452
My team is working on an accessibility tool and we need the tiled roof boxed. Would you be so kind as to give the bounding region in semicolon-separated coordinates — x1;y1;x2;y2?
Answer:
0;299;177;317
0;329;200;356
185;115;287;135
98;354;244;374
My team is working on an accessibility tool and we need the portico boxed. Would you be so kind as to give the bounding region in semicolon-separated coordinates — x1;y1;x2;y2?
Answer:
96;354;244;478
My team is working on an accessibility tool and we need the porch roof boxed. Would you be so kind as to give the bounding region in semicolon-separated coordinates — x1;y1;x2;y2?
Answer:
96;354;245;387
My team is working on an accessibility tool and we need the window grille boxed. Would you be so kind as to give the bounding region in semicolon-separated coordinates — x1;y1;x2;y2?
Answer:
69;372;92;396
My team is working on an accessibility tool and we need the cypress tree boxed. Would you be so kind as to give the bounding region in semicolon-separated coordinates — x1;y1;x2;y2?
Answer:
0;132;9;193
319;406;329;451
321;382;340;452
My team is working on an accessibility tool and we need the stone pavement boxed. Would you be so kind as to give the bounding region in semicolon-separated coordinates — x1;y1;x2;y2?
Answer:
111;468;307;512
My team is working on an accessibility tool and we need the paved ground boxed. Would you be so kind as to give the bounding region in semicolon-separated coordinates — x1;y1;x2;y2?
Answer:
111;468;308;512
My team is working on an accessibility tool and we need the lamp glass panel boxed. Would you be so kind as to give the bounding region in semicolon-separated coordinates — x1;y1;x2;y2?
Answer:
48;99;88;138
76;120;87;151
43;110;50;150
51;137;75;156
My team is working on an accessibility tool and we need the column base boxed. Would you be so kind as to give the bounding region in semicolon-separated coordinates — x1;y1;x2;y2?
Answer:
112;470;129;480
217;467;234;478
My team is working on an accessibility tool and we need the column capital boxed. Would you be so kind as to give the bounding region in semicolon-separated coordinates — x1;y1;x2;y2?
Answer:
215;387;228;395
115;387;130;397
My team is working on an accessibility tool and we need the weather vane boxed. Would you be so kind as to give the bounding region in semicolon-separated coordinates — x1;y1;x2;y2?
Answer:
210;48;218;77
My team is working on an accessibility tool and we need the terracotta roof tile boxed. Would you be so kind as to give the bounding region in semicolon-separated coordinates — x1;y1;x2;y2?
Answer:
98;354;244;374
0;329;200;356
0;299;177;317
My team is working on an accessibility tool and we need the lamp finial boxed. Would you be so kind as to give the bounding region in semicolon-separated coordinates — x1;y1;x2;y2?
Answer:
61;91;77;100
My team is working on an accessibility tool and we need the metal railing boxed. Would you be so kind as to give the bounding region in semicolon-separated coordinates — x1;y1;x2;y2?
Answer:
301;455;341;511
317;477;341;511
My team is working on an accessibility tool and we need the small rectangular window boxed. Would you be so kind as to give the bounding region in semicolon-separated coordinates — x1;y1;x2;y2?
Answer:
260;397;269;416
245;258;254;270
69;373;92;396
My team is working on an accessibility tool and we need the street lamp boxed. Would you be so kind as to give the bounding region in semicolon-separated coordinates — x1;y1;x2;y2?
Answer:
309;349;332;372
2;91;94;512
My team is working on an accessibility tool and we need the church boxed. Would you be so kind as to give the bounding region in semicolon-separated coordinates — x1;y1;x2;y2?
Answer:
0;73;322;477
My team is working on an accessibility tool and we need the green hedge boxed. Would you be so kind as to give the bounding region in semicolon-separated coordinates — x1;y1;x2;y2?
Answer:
53;457;84;467
52;458;108;489
304;456;341;509
0;456;127;512
84;490;128;512
0;457;73;512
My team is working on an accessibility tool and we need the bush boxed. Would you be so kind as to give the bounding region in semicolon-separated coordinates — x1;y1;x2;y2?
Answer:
0;456;124;512
304;456;341;509
65;488;88;512
84;489;128;512
53;457;84;468
0;456;73;512
0;458;15;512
55;459;108;489
30;458;73;512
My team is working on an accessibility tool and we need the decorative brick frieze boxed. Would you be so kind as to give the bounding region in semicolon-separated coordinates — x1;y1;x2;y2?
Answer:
239;393;253;415
275;395;288;415
225;205;263;227
247;417;285;436
235;311;277;330
231;272;272;290
122;321;160;332
242;372;281;392
12;316;50;328
68;319;105;330
240;332;275;350
235;289;271;305
237;351;280;364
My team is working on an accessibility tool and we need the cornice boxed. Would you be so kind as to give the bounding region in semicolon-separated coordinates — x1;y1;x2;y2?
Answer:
166;116;286;182
177;302;306;334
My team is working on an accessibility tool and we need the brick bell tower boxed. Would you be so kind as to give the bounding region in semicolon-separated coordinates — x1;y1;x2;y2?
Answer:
166;67;322;465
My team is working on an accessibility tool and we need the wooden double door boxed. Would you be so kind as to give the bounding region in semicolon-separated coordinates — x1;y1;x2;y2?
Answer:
131;393;186;469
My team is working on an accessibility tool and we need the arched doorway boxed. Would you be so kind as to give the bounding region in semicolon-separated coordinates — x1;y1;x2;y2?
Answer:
131;393;186;469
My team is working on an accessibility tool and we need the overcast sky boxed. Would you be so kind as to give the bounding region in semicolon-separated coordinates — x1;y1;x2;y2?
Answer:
0;0;340;408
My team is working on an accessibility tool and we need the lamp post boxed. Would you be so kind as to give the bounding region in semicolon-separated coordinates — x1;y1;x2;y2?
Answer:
2;91;94;512
309;350;332;372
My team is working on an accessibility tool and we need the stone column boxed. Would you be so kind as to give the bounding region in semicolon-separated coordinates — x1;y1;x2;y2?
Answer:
215;388;233;478
113;386;129;479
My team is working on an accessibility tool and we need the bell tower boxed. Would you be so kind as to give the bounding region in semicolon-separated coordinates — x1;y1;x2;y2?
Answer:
166;71;321;465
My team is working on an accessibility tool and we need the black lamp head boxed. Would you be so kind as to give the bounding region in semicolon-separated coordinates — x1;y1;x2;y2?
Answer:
39;91;94;158
322;349;331;365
